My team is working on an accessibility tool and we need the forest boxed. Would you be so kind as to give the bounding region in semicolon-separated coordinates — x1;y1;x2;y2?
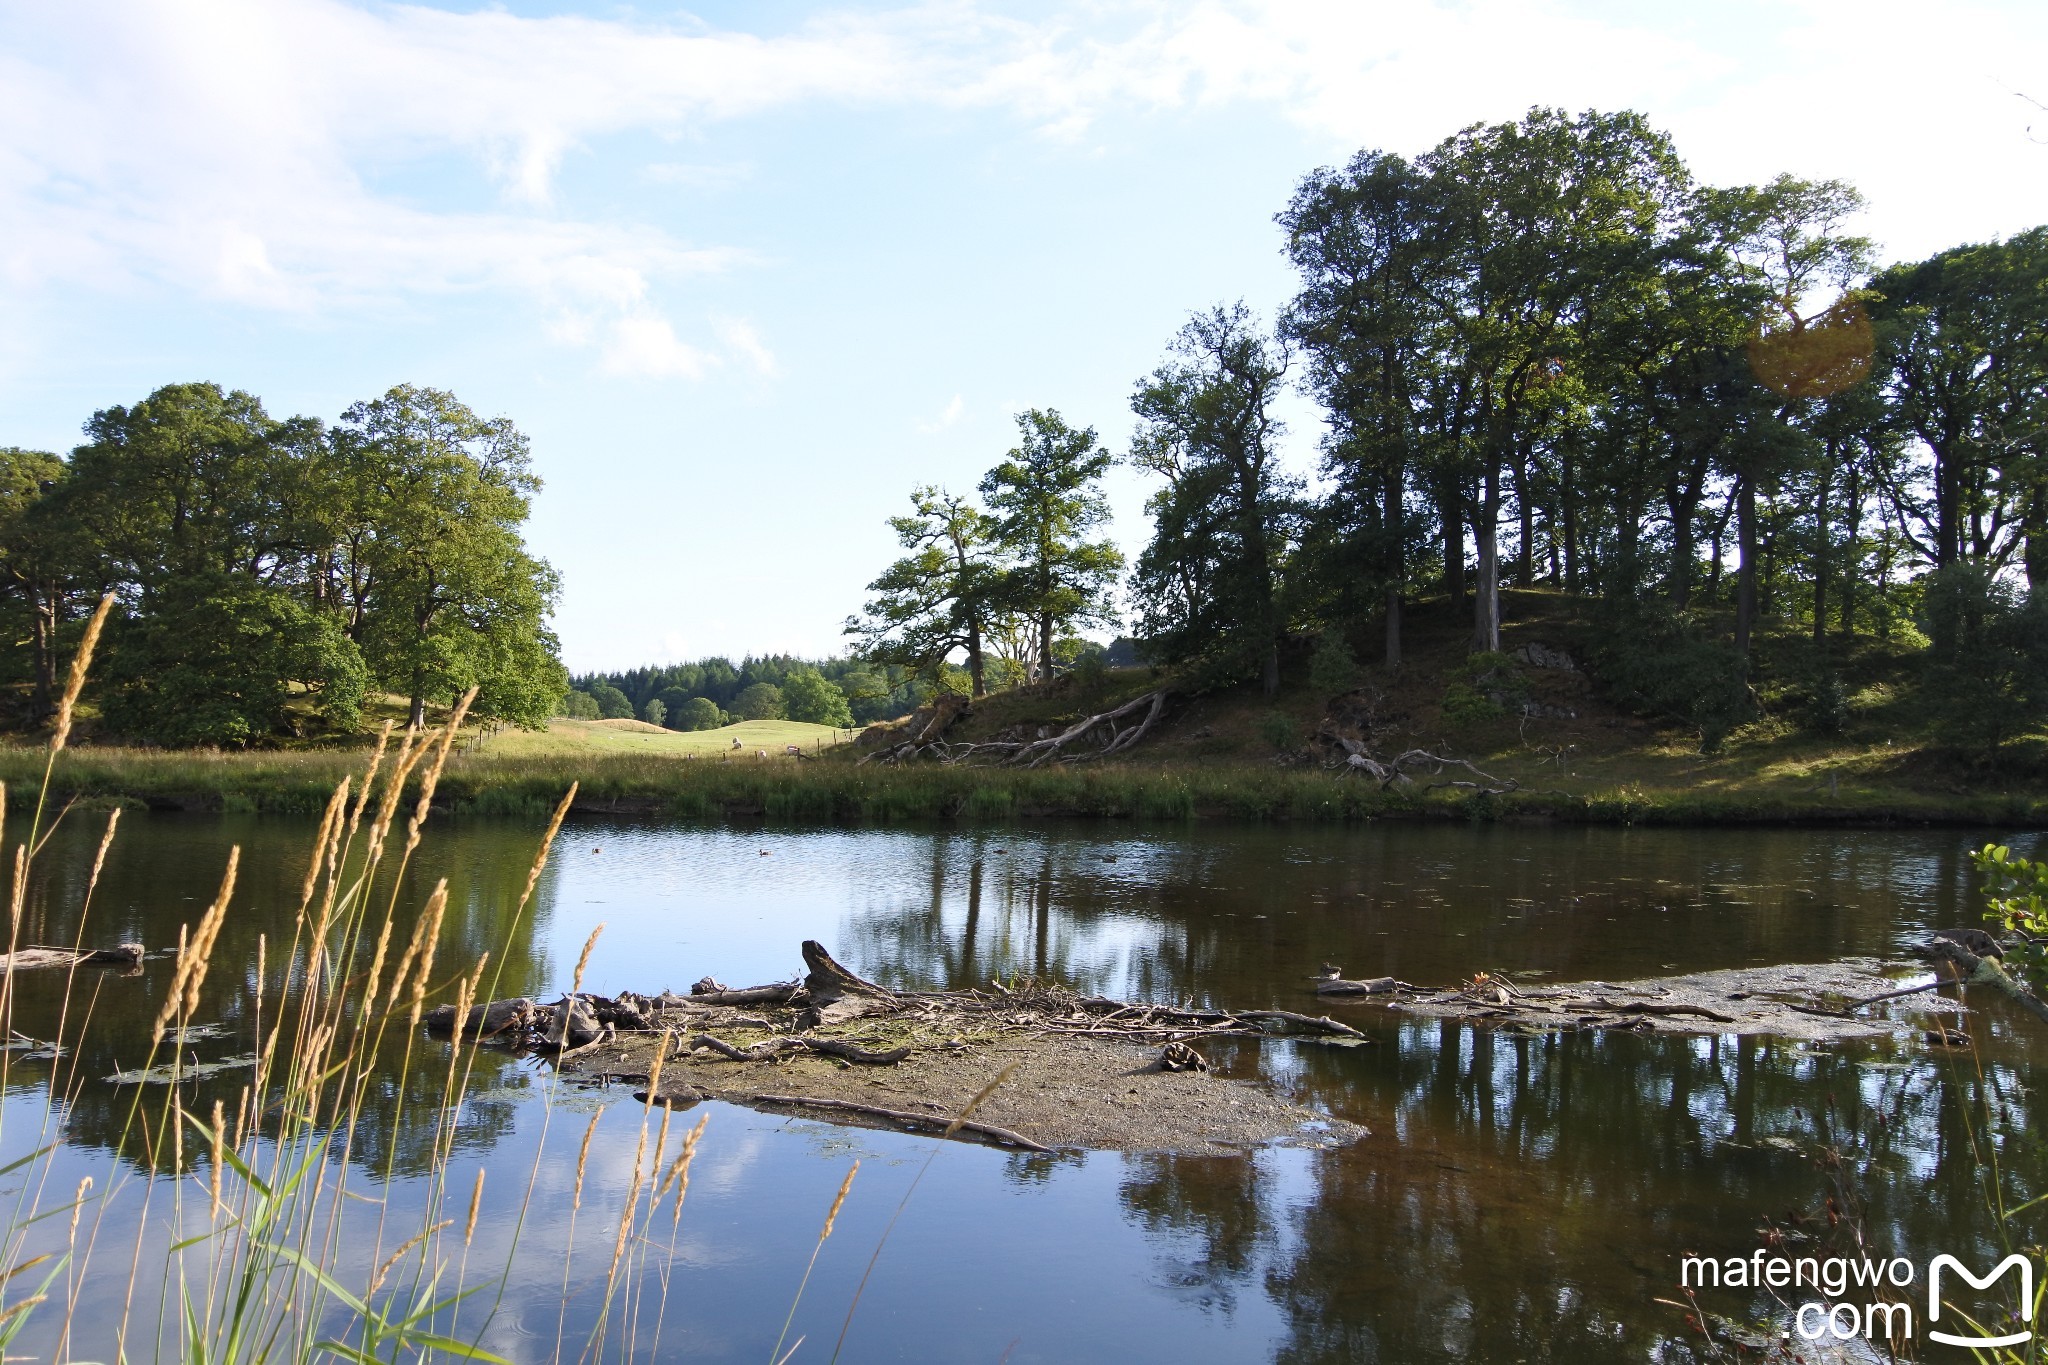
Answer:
564;654;899;730
0;382;564;746
847;107;2048;759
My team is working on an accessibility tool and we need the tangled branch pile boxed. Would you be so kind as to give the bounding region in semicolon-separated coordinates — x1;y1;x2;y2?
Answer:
860;688;1174;767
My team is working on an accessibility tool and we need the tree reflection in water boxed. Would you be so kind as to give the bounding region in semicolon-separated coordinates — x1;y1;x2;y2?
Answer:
7;814;2046;1362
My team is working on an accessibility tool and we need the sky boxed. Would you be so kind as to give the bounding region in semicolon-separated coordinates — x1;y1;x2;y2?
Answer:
2;0;2044;671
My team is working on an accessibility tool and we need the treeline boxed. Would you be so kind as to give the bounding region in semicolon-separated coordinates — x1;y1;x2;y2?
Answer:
853;106;2048;755
0;382;564;746
566;654;937;730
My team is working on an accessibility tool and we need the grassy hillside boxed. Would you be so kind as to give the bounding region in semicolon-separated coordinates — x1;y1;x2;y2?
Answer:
479;717;850;758
851;586;2046;814
8;587;2040;825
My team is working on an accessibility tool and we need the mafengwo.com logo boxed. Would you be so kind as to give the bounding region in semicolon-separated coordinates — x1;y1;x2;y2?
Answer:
1680;1250;2036;1348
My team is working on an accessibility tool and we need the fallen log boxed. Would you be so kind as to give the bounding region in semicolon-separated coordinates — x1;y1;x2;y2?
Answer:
750;1093;1051;1152
684;983;803;1007
1;942;144;972
1597;1001;1738;1024
1313;977;1401;997
689;1033;912;1065
1238;1009;1367;1039
1927;939;2048;1026
423;996;535;1039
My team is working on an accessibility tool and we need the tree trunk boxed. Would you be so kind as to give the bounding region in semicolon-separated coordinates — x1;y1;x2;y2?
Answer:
1037;613;1053;683
1262;642;1280;699
1734;475;1757;663
409;685;427;729
2027;487;2048;593
1442;503;1466;607
30;594;55;719
1560;439;1579;594
1383;457;1404;668
967;617;986;697
1473;464;1501;653
1811;462;1831;645
1668;488;1700;610
1512;442;1534;588
1841;467;1862;642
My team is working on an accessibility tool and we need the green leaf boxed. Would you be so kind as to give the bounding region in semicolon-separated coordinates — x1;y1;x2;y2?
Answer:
386;1328;512;1363
0;1142;57;1179
262;1243;369;1317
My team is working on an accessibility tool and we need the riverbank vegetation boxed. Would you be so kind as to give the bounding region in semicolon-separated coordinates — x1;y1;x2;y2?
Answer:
842;107;2048;779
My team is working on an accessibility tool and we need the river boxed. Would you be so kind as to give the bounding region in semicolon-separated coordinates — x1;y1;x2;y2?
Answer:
2;812;2040;1362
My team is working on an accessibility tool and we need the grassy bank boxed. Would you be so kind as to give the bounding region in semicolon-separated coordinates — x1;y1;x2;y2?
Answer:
4;743;2043;827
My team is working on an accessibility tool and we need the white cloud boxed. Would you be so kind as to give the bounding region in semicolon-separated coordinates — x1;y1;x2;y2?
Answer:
715;318;779;377
602;314;717;379
916;393;966;433
1;0;2040;386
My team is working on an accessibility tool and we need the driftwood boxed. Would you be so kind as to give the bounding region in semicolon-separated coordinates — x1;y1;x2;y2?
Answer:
1;943;144;973
1314;976;1402;997
865;689;1174;768
1238;1009;1366;1038
1595;1001;1738;1024
1334;742;1517;795
689;1033;911;1065
424;996;536;1040
750;1093;1052;1152
685;983;802;1007
1927;939;2048;1026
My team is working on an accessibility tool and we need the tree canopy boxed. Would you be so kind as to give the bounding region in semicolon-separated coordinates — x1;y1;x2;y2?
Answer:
0;382;565;745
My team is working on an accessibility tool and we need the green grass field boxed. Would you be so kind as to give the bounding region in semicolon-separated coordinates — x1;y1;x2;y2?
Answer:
474;716;853;759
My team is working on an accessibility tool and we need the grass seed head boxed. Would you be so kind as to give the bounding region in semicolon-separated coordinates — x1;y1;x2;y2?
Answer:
49;593;113;755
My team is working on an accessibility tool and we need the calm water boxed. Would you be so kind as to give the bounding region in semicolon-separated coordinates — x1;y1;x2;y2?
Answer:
3;812;2044;1363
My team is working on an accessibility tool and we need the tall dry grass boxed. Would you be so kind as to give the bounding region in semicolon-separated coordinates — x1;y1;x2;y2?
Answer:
0;631;748;1362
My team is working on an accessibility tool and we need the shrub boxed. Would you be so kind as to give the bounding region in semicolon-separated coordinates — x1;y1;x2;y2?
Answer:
1308;630;1359;696
1582;600;1753;751
1917;564;2048;763
1255;711;1300;751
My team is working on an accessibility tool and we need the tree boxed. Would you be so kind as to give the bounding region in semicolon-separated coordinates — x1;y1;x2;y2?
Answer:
733;682;785;720
641;697;666;727
674;696;723;731
48;383;363;742
590;683;633;719
1281;150;1432;666
1720;175;1873;659
979;411;1124;681
0;446;70;715
559;690;601;720
652;685;695;726
329;385;565;728
1871;227;2048;583
1129;304;1299;696
99;574;365;746
782;667;854;726
1416;108;1691;653
845;487;999;694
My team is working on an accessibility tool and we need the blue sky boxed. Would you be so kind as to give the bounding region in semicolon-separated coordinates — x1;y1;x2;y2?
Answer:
2;0;2044;670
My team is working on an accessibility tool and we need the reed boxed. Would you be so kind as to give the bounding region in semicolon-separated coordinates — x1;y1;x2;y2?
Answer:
0;648;778;1363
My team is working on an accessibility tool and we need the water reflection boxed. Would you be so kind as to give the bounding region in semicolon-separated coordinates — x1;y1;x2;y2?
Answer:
2;814;2042;1362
